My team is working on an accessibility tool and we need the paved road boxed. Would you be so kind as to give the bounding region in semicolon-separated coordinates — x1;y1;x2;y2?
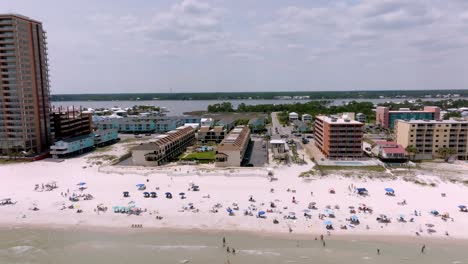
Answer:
271;112;292;139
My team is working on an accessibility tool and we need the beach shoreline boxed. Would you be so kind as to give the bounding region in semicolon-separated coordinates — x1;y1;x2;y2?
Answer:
2;222;467;247
1;142;468;246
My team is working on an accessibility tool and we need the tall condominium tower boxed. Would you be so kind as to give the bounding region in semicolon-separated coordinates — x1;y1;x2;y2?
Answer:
0;14;51;155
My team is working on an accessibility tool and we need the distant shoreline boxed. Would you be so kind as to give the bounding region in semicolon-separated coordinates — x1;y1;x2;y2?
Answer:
50;90;468;101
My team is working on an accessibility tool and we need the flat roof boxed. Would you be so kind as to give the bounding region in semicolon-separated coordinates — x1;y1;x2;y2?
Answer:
396;119;468;124
270;139;286;144
316;115;362;124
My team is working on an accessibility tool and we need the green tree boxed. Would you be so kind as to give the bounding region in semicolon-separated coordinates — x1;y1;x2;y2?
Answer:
405;145;419;161
443;112;462;120
438;147;456;161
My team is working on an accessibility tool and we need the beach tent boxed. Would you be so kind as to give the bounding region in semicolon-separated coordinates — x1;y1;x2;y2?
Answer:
324;220;333;229
123;191;129;197
143;192;150;198
165;192;172;199
150;192;157;198
357;188;368;195
325;209;335;216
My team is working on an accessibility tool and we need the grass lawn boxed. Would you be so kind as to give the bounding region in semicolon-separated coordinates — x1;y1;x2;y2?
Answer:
180;151;215;161
0;159;29;164
318;165;385;172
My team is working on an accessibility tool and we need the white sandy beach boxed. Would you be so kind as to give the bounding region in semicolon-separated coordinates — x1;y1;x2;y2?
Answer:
1;142;468;241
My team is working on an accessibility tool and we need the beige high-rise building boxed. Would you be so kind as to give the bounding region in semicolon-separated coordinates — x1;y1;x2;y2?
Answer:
395;119;468;160
0;14;51;155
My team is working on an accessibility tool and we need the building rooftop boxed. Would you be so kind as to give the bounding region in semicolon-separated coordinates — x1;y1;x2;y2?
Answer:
217;126;250;151
316;115;362;125
375;141;407;154
270;139;286;144
132;126;194;151
396;119;468;124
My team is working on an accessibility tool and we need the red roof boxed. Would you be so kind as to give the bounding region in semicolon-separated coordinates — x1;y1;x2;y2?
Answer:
375;141;407;154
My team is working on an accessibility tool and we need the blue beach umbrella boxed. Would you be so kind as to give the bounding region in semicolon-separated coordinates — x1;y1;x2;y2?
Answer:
135;184;145;187
227;208;233;213
385;188;395;193
458;205;466;209
324;220;333;226
351;215;359;221
258;211;266;216
77;182;86;186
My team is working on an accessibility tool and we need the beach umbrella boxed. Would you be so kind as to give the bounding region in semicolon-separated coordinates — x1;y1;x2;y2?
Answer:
77;182;86;186
458;205;466;209
303;209;311;213
179;192;185;196
399;214;405;218
227;208;233;213
325;209;334;215
324;220;333;226
385;188;395;193
135;184;145;187
289;212;296;215
165;192;172;195
258;211;266;216
351;215;359;221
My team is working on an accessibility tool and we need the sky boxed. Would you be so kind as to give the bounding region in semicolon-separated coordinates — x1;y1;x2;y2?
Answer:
3;0;468;94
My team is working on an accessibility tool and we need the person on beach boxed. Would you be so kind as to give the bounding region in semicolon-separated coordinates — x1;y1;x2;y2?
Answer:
223;237;226;247
322;241;326;247
320;234;324;241
377;249;380;255
421;244;426;254
227;247;230;253
232;248;236;254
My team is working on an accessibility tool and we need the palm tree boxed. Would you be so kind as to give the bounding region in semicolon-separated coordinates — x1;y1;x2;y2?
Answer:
405;145;418;161
438;147;456;162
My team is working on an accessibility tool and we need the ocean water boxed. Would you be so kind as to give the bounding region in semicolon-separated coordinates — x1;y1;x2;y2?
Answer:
1;227;467;264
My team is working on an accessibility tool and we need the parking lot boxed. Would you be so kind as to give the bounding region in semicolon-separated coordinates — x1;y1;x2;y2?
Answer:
242;138;268;167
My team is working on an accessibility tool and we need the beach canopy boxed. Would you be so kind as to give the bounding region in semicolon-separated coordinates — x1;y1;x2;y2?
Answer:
325;209;334;215
324;220;333;226
351;215;359;221
459;205;466;209
77;182;86;186
385;188;395;193
136;184;145;187
258;211;266;215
